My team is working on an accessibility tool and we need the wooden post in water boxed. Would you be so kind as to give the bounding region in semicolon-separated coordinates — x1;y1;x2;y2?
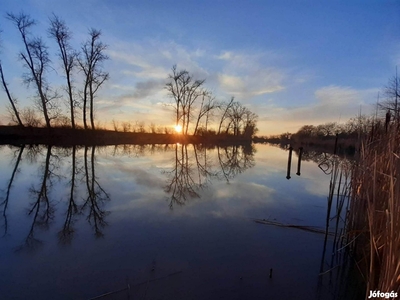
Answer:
333;133;338;155
296;147;303;176
286;146;293;180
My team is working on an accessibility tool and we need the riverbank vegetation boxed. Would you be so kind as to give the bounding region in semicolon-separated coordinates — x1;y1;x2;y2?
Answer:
0;125;256;146
347;120;400;294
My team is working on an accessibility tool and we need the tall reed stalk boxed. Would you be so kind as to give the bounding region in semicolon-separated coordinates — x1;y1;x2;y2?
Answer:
348;125;400;295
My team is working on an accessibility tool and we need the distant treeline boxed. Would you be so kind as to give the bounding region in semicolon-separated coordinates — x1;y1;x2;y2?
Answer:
257;73;400;154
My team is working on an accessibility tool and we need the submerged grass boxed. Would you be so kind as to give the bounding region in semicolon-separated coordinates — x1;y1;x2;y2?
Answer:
348;125;400;295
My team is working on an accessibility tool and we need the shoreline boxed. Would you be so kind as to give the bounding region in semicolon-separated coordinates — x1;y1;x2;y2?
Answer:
0;125;253;146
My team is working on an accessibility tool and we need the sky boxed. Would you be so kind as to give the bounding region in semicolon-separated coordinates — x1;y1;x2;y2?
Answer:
0;0;399;135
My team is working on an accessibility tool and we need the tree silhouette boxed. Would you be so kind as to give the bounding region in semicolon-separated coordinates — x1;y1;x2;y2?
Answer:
0;29;23;126
7;12;57;128
49;14;77;129
193;91;217;135
78;29;109;130
166;65;207;135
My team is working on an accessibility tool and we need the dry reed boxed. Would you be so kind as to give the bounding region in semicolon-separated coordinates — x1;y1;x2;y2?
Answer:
347;125;400;295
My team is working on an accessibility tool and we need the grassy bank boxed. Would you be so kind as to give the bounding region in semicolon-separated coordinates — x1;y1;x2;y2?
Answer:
347;125;400;295
0;125;253;146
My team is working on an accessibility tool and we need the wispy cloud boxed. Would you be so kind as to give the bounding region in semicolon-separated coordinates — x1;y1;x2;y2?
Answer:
107;39;209;80
216;50;285;98
97;40;290;128
314;85;362;105
256;85;378;134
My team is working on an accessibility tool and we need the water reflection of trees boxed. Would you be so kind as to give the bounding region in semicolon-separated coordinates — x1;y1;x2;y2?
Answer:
1;145;25;236
0;144;111;251
58;145;78;244
218;144;255;183
21;145;59;251
82;146;110;238
1;143;255;246
164;144;255;208
110;144;174;157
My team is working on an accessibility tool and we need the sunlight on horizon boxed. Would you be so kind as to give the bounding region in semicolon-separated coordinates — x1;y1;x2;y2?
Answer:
174;124;182;133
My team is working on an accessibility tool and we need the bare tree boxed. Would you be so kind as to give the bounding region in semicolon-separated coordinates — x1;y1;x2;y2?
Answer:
295;125;316;138
217;97;234;134
316;122;338;137
0;63;24;126
48;14;77;129
227;101;247;136
217;99;258;137
7;12;54;128
193;90;217;135
20;107;42;127
165;66;185;128
0;29;23;126
242;108;258;138
78;29;109;130
380;71;400;124
166;65;205;135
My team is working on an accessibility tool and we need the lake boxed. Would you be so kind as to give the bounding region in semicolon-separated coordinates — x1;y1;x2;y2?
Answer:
0;143;361;300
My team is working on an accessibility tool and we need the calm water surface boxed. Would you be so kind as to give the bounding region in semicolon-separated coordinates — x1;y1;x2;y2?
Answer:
0;143;357;299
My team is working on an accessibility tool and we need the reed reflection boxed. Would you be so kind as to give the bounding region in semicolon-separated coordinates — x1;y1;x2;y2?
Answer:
316;155;359;299
280;145;357;298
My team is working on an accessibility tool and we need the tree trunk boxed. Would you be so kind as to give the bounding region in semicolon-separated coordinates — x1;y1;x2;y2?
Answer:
89;81;95;130
0;63;24;126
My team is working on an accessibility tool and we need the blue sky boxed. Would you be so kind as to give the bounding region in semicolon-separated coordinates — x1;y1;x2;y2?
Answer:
0;0;399;134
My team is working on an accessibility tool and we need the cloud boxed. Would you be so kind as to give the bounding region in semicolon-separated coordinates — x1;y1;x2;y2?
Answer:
291;85;374;123
216;51;285;98
107;39;209;81
101;41;294;127
209;182;275;218
216;51;233;60
109;79;165;98
256;85;378;134
314;85;361;105
218;71;284;98
218;74;245;91
95;38;374;136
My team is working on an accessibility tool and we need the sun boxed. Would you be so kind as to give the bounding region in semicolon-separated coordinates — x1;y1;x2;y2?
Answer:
174;124;182;133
